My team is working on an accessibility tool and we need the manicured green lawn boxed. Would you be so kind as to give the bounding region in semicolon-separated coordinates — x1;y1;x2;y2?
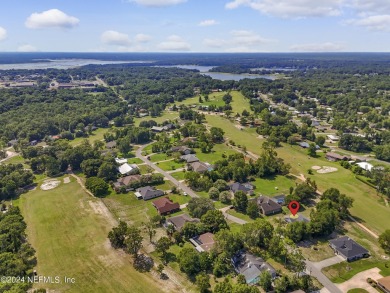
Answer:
150;153;171;162
19;179;162;293
138;164;152;174
2;154;25;165
171;171;186;181
69;127;109;146
227;209;255;223
347;289;369;293
165;194;190;205
127;157;143;164
251;175;296;197
230;91;252;114
195;143;238;164
157;160;185;171
134;112;179;126
155;181;174;191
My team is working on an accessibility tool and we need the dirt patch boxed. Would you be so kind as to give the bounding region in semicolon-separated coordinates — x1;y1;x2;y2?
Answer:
317;166;338;174
63;177;70;184
312;165;322;170
40;179;61;190
88;200;117;227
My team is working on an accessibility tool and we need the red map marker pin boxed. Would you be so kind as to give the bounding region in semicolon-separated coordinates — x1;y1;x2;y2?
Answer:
288;200;300;216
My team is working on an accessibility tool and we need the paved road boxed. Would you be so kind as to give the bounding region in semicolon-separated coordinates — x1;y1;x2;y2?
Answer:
311;255;345;270
135;143;199;199
306;260;343;293
219;206;248;225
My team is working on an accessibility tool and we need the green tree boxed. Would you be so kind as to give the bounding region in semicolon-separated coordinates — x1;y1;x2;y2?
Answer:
219;191;232;204
195;272;210;293
108;221;128;249
201;210;228;233
379;230;390;254
125;226;143;258
97;161;118;181
208;187;220;200
259;270;272;291
237;274;247;284
215;229;243;257
144;221;156;242
241;219;274;249
246;201;259;219
214;278;233;293
85;177;109;197
308;143;317;157
178;247;200;275
315;136;325;147
155;237;172;264
233;191;248;213
187;197;215;218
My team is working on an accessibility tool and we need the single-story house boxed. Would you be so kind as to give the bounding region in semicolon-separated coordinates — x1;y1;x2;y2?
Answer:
182;137;197;143
256;196;282;216
273;194;286;205
106;141;117;149
230;182;254;195
118;163;139;175
329;236;369;262
190;232;216;252
171;146;192;155
285;214;310;223
377;276;390;293
30;140;38;146
135;186;164;201
356;162;373;171
188;161;213;173
152;197;180;215
165;214;199;232
311;120;320;127
299;142;310;148
113;175;142;191
151;126;165;132
231;251;276;285
326;152;349;162
327;134;340;142
7;139;18;147
180;154;199;163
115;158;128;164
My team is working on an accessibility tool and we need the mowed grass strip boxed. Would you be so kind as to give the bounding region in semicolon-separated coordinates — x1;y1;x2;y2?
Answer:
20;179;163;293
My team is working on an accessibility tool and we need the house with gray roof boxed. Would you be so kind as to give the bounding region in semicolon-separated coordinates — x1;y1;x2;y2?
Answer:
256;196;282;216
232;251;276;285
329;236;369;262
165;214;199;232
180;154;199;163
230;182;254;195
135;186;164;201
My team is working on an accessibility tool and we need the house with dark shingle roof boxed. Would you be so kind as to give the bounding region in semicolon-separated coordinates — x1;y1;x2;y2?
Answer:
326;152;349;161
256;196;282;216
152;197;180;215
180;154;199;163
135;186;164;201
230;182;254;195
329;236;369;262
231;251;276;285
190;232;215;252
188;161;213;173
112;175;142;191
165;214;199;232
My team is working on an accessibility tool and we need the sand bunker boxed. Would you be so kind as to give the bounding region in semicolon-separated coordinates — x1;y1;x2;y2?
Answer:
63;177;70;184
316;166;338;174
311;166;321;170
40;179;61;190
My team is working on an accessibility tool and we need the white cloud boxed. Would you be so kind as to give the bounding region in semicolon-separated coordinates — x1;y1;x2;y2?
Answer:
230;30;272;45
25;9;79;29
199;19;218;27
158;35;191;51
129;0;186;7
17;44;38;52
290;42;346;52
101;30;132;46
0;27;7;41
135;33;152;43
203;38;227;48
349;0;390;15
225;0;343;18
346;15;390;31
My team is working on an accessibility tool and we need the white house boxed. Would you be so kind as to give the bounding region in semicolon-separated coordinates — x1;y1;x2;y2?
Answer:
118;163;139;175
115;158;128;164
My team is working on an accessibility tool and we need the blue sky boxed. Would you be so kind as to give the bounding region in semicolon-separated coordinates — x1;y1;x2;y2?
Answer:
0;0;389;52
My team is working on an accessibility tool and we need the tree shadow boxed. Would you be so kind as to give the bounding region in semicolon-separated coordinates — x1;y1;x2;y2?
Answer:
133;254;154;272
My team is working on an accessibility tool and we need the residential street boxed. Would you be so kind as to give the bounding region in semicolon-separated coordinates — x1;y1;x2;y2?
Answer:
305;260;343;293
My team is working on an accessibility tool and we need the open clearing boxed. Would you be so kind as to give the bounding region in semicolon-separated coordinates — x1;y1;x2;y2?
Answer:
19;177;165;293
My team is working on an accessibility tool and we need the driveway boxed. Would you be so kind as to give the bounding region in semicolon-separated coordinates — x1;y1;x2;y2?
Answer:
135;143;199;199
219;206;248;225
306;260;343;293
337;267;382;293
312;255;345;270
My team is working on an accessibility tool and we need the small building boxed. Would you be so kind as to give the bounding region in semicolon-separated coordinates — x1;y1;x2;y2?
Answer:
311;120;320;127
272;194;286;205
115;158;128;164
30;140;38;146
151;126;165;132
180;154;199;163
231;251;276;285
256;196;282;216
329;236;369;262
327;134;340;142
106;141;117;149
326;152;349;162
118;163;139;176
377;276;390;293
230;182;254;195
170;146;192;155
299;142;310;148
190;232;215;252
113;175;142;191
7;139;18;147
165;214;199;232
135;186;164;200
356;162;373;171
188;161;213;173
152;197;180;215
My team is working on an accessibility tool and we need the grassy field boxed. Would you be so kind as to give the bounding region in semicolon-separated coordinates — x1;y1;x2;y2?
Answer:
252;175;296;197
171;171;186;181
69;128;109;146
300;239;336;262
134;112;179;126
157;160;185;171
18;177;164;293
195;143;238;164
150;153;171;162
205;114;390;235
2;154;25;165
